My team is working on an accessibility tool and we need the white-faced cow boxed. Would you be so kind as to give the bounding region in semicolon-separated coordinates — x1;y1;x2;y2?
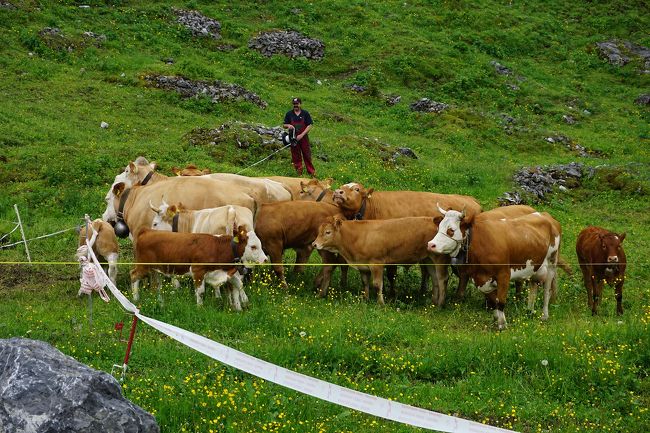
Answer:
313;216;448;305
428;209;564;330
131;226;267;310
576;226;627;315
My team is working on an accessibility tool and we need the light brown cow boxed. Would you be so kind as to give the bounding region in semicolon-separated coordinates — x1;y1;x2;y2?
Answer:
77;219;119;284
254;200;347;290
131;226;267;309
172;164;211;176
263;177;334;201
312;216;448;304
576;226;627;315
208;173;292;202
150;201;254;234
428;210;564;330
108;177;256;241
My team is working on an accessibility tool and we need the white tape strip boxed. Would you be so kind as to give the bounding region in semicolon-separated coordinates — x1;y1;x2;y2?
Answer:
87;238;516;433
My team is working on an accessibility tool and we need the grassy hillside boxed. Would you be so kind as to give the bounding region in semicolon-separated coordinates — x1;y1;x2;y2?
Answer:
1;1;649;432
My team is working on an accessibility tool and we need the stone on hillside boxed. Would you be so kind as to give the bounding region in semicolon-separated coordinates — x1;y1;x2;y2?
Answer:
385;94;401;105
346;84;367;93
0;1;15;9
0;338;159;433
395;147;418;159
499;162;586;204
100;121;109;129
410;98;448;113
490;60;512;75
38;27;75;52
82;31;107;45
545;135;605;158
505;83;520;91
596;40;650;72
562;114;577;124
144;75;267;109
174;8;221;39
634;94;650;105
248;30;325;60
186;122;285;149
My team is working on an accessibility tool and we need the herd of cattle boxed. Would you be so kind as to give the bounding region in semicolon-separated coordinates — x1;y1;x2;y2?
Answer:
80;157;628;329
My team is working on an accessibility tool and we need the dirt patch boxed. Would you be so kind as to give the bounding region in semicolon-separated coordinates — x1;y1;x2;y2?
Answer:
0;264;76;293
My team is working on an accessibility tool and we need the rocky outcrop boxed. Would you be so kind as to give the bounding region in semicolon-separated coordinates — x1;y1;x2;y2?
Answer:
186;122;285;149
499;162;586;204
596;40;650;72
144;75;267;109
248;30;325;60
174;8;221;39
634;94;650;105
409;98;449;113
0;338;159;433
545;135;605;158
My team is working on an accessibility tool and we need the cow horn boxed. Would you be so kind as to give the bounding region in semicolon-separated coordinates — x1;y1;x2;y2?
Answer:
436;203;447;216
149;200;161;213
460;206;466;219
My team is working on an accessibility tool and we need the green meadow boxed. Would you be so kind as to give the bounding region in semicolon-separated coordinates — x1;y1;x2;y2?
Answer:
0;1;649;432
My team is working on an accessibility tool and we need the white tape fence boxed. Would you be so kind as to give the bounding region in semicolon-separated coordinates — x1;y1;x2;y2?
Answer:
85;238;517;433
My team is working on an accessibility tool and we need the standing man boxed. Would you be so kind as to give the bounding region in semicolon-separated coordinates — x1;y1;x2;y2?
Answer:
283;97;315;177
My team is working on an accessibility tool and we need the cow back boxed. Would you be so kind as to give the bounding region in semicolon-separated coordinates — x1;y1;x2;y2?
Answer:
358;191;481;221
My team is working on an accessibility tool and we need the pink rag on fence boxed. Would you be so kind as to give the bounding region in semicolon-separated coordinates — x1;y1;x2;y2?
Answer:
77;248;110;302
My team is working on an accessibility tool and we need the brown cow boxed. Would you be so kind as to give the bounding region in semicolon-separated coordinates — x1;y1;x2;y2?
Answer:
576;226;627;315
313;216;448;305
263;177;333;201
77;219;119;284
131;226;267;310
172;164;211;176
428;210;564;330
254;201;347;290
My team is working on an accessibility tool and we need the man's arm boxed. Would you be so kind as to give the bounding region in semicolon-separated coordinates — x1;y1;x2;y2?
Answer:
283;112;293;129
297;124;312;140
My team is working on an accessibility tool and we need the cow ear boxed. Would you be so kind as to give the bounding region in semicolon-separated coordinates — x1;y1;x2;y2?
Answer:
433;216;443;226
365;188;375;198
618;232;626;243
300;181;308;192
166;205;176;217
334;217;343;228
128;162;136;173
150;162;158;171
171;166;181;176
202;168;211;174
113;182;125;197
324;178;333;188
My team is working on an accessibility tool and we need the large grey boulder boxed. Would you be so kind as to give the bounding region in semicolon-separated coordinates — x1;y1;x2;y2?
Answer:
248;30;325;60
0;338;159;433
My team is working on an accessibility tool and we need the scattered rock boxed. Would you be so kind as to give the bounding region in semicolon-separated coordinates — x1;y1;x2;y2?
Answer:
0;1;15;9
490;60;512;75
0;338;159;433
562;114;577;124
346;84;366;93
409;98;448;113
174;8;221;39
395;147;418;159
185;121;285;149
100;121;109;129
291;8;302;14
144;74;267;109
545;135;606;158
499;162;587;204
317;154;329;162
360;137;417;168
38;27;75;52
505;83;520;91
81;31;107;46
634;94;650;105
248;30;325;60
596;40;650;72
385;94;401;105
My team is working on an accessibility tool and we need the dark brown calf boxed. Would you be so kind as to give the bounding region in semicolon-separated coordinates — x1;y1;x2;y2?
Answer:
576;226;627;315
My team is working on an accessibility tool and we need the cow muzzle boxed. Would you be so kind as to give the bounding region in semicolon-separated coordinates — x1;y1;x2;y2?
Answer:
607;256;619;263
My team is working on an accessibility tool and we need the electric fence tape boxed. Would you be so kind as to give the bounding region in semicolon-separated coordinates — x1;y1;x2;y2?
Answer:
85;243;517;433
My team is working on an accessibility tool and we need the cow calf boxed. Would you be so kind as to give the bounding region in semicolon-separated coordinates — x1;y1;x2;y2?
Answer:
77;219;119;284
576;226;627;315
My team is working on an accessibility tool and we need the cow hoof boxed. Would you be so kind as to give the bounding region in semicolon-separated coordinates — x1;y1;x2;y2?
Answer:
541;314;549;321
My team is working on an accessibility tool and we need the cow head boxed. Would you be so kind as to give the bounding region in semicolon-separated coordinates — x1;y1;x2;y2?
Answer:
332;182;374;214
312;216;343;253
427;205;467;257
599;232;626;264
298;178;333;201
150;199;182;231
102;158;156;223
238;226;268;266
172;164;211;176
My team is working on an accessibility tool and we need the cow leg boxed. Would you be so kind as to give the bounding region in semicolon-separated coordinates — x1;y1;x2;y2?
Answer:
150;272;163;304
514;280;524;301
615;277;624;315
541;268;556;321
592;279;604;316
193;269;207;306
495;274;510;330
293;246;313;273
579;264;594;308
359;271;371;301
432;257;450;307
370;265;385;305
527;280;538;313
229;277;243;311
266;243;288;288
315;250;336;298
106;252;118;285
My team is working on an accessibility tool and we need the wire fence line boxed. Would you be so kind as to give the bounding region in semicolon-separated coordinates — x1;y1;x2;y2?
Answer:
0;227;78;249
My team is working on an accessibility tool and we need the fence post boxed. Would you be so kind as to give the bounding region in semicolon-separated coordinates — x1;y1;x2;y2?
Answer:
14;204;31;264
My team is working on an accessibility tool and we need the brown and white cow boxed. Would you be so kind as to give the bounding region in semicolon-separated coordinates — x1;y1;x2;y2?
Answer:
254;200;347;290
77;219;119;284
576;226;627;315
313;216;448;305
172;164;211;176
106;177;256;241
428;209;563;330
131;226;267;309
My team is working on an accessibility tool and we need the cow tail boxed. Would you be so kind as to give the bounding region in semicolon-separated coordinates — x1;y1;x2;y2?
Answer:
226;206;236;236
557;256;573;275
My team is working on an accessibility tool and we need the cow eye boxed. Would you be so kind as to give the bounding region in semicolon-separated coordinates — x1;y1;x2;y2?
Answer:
355;188;359;192
325;230;331;235
447;228;454;236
